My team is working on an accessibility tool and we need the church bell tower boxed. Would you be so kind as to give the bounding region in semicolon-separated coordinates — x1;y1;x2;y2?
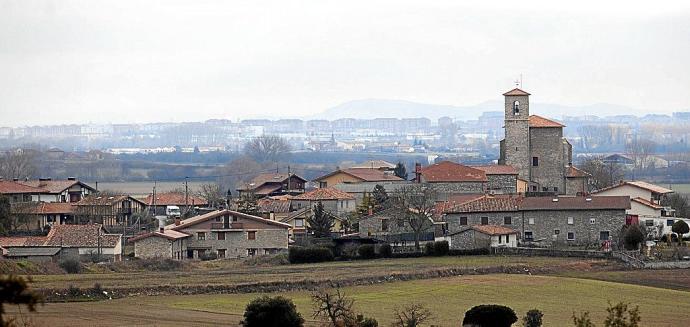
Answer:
502;88;531;180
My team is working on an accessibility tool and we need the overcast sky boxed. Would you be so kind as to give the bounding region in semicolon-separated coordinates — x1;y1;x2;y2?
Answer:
1;0;690;127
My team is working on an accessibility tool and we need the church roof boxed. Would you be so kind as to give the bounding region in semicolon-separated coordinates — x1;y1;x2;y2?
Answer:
529;115;565;128
503;88;531;96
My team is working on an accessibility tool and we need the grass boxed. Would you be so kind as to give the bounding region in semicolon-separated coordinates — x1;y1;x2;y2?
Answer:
14;274;690;326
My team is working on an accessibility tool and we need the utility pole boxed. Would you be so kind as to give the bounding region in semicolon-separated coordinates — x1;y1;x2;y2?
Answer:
185;177;189;216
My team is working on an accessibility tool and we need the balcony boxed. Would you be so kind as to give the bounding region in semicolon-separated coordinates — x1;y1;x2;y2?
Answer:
211;222;243;230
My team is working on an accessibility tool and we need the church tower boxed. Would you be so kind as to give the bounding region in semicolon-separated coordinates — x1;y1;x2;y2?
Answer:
501;88;531;181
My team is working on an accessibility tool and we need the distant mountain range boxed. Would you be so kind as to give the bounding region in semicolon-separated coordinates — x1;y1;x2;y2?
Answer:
304;98;648;121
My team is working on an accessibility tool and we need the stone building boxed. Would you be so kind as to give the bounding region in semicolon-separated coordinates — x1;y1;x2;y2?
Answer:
130;229;189;260
449;225;518;250
414;161;487;196
443;195;630;247
291;187;356;216
498;88;589;195
357;209;438;248
471;165;519;194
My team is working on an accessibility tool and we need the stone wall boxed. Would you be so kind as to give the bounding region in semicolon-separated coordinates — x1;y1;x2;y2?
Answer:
529;127;566;193
185;228;288;258
565;177;587;195
430;182;485;200
449;229;491;250
134;237;173;259
486;174;517;194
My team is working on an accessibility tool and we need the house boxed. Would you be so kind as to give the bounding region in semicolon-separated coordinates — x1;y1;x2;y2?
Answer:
357;208;438;250
236;173;307;198
448;225;518;250
349;160;396;171
144;192;209;216
333;181;411;204
279;207;346;238
9;202;75;231
257;196;293;221
565;166;591;195
18;178;96;203
291;188;356;215
1;246;61;263
414;161;487;195
0;224;122;262
74;195;147;226
443;195;630;247
314;168;403;188
593;181;673;207
471;165;519;194
138;209;291;259
0;180;45;203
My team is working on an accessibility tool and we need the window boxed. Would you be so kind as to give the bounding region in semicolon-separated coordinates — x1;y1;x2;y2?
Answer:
481;217;489;225
247;231;256;240
513;100;520;115
498;235;503;244
215;216;221;222
531;186;537;192
505;234;510;243
217;231;225;240
532;157;539;166
197;249;206;258
340;201;344;208
567;232;575;240
590;218;596;224
217;249;226;258
524;231;533;241
567;217;574;225
459;217;468;225
319;181;328;188
197;232;206;240
599;231;610;241
504;216;512;225
381;219;389;232
667;219;674;226
553;187;558;193
645;220;654;227
232;216;238;222
294;218;304;227
554;229;560;235
528;218;535;225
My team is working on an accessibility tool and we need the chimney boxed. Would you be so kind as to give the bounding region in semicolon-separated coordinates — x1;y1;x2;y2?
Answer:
12;178;18;182
269;211;275;220
159;227;164;233
367;206;373;216
174;218;181;226
414;163;422;183
67;177;76;181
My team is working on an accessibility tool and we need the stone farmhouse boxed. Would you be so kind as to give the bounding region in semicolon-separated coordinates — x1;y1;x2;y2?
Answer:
0;178;95;203
131;210;290;260
449;225;518;251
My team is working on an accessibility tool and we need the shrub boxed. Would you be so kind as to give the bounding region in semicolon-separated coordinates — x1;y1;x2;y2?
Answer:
59;259;82;274
424;242;435;256
67;285;82;298
288;247;334;264
623;225;645;250
244;253;289;266
672;220;689;242
136;258;184;271
378;244;393;258
434;241;450;256
462;304;518;327
358;244;376;259
241;295;304;327
354;314;378;327
522;309;544;327
200;252;218;261
339;243;360;260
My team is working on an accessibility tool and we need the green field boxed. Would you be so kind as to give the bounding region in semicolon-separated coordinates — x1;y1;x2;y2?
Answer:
14;274;690;326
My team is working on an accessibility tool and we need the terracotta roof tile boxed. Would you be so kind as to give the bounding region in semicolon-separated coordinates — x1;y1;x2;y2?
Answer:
528;115;565;128
166;209;291;230
631;197;664;210
420;161;488;183
471;225;519;236
315;168;403;182
18;180;95;193
11;202;75;215
293;188;355;201
129;229;189;243
44;224;121;247
257;197;292;213
503;88;531;96
567;166;591;178
238;173;307;191
0;181;44;194
446;195;522;213
76;195;144;206
471;165;518;175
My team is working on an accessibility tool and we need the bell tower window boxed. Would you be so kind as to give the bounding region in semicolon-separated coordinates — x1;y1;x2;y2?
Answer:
513;101;520;115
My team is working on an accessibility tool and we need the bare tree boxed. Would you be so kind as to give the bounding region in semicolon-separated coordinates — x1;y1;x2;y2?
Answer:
197;183;225;208
580;156;625;191
393;303;433;327
626;138;656;172
390;185;437;251
243;135;291;163
311;287;356;326
0;150;36;180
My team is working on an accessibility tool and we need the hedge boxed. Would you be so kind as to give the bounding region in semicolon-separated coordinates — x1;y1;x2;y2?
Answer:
288;247;334;264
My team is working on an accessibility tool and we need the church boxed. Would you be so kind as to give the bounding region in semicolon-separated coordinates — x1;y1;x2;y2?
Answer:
498;88;590;195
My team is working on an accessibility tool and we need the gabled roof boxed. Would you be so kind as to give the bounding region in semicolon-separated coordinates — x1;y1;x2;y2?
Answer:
471;165;518;175
445;195;522;213
566;166;591;178
238;173;307;191
503;88;531;96
75;195;146;206
18;180;95;194
471;225;519;236
166;210;291;231
0;224;121;248
419;161;488;183
529;115;565;128
314;168;404;183
593;181;674;195
350;160;396;170
292;188;355;201
4;247;61;257
144;192;208;206
257;197;292;213
631;197;664;210
129;229;190;243
0;181;44;194
11;202;74;215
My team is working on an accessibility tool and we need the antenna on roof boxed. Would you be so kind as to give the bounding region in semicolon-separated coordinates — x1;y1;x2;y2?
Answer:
514;74;523;88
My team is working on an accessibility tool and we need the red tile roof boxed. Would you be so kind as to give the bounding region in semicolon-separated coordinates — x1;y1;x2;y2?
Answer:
471;225;519;236
472;165;518;175
257;197;292;213
446;195;522;213
420;161;488;183
528;115;565;128
503;88;531;96
18;180;95;194
631;197;664;210
0;181;44;194
593;181;674;195
0;224;121;248
567;166;591;178
129;229;189;243
293;188;355;201
166;210;291;231
75;195;145;206
315;168;404;182
144;192;208;206
11;202;75;215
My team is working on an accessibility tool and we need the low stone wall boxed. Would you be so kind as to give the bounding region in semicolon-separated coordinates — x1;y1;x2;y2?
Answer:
643;261;690;269
493;246;613;259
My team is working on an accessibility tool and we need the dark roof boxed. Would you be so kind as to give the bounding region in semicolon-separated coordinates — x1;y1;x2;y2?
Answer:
350;160;396;169
529;115;565;128
238;173;307;191
166;210;291;231
144;192;208;206
420;161;487;183
257;197;292;213
315;168;404;183
5;247;61;257
471;165;518;175
292;188;355;201
503;88;531;96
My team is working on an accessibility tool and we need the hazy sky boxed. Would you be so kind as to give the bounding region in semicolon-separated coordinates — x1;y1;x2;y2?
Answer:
2;0;690;127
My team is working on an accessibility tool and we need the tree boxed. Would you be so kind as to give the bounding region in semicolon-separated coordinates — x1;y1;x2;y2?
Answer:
236;192;260;216
355;193;377;217
0;151;36;180
581;156;625;191
462;305;518;327
572;311;595;327
0;197;10;236
243;135;291;163
311;287;355;326
626;139;656;173
393;303;432;327
0;275;42;326
197;183;225;208
662;194;690;218
241;296;304;327
672;220;689;244
393;162;407;180
603;302;641;327
371;185;390;212
522;309;544;327
307;201;335;238
390;185;437;251
622;225;645;250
